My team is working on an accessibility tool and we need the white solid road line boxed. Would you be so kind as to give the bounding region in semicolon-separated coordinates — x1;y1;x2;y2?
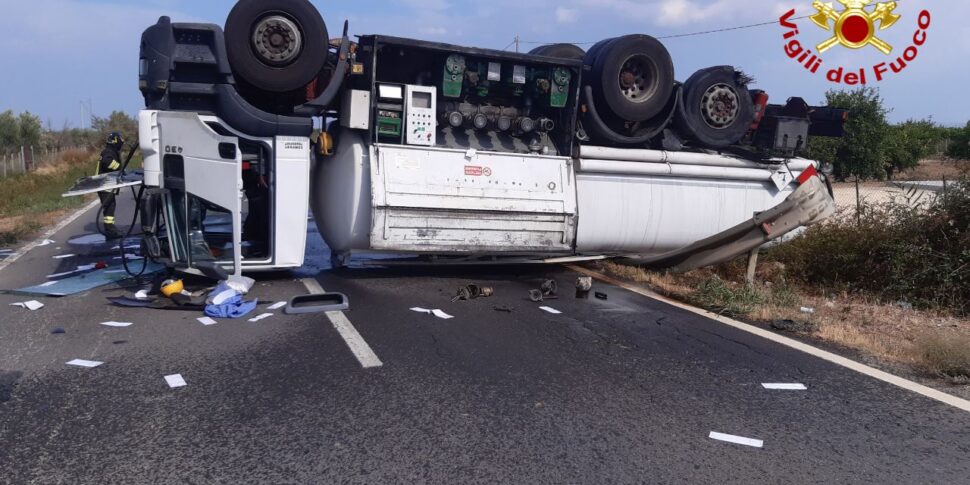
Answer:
0;199;100;274
709;432;764;448
301;278;383;369
568;265;970;414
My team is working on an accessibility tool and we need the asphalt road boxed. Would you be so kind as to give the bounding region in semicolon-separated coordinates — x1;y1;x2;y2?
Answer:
1;202;969;484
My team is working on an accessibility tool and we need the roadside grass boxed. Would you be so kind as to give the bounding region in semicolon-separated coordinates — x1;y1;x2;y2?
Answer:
0;148;98;246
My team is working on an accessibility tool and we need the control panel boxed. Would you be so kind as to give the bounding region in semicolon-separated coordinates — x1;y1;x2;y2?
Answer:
405;85;437;146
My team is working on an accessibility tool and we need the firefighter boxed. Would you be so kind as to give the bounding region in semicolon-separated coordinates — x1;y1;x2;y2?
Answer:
97;131;126;239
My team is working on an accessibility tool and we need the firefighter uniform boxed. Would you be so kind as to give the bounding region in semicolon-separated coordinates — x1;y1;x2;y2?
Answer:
98;132;125;239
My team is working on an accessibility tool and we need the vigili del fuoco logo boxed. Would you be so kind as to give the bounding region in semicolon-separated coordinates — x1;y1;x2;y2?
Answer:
779;1;931;85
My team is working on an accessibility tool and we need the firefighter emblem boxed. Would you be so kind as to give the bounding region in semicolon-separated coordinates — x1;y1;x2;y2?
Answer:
810;0;900;54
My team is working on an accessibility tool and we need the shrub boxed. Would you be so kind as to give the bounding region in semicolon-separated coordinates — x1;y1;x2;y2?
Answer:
913;332;970;383
768;179;970;314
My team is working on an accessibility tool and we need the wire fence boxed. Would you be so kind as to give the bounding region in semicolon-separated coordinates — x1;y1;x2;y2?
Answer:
832;176;957;219
0;146;89;179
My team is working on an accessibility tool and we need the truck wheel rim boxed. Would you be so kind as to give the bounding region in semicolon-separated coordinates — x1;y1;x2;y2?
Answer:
618;55;657;104
701;83;740;129
252;15;303;67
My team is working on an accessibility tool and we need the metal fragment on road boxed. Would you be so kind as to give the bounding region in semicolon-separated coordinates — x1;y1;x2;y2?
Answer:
165;374;187;388
762;383;808;390
268;301;287;310
709;432;763;448
66;359;104;368
539;306;562;315
197;317;218;326
10;301;44;311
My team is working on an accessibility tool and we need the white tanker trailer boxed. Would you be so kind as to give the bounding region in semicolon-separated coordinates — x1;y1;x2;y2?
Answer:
75;0;846;277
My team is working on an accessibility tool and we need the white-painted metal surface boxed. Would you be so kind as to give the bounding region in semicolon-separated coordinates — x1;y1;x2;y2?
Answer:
273;136;311;269
312;130;373;253
139;110;161;187
369;144;577;252
574;174;794;253
580;145;816;171
577;159;801;183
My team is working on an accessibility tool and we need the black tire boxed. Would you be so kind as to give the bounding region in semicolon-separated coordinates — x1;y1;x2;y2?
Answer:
528;43;586;60
225;0;329;93
590;35;674;122
675;66;754;148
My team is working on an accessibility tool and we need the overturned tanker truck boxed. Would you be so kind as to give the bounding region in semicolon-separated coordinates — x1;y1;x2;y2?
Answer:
122;0;846;276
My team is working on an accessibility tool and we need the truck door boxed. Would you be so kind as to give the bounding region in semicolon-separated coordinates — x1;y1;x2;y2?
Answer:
157;112;243;276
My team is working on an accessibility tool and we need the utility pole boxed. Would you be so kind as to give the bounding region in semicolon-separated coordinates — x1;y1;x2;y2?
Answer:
514;35;520;53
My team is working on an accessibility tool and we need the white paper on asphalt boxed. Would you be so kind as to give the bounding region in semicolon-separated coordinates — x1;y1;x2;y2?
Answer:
165;374;187;388
709;432;764;448
135;290;150;300
539;306;562;314
66;359;104;368
53;254;76;260
248;313;274;323
197;317;218;326
100;321;134;328
268;301;287;311
431;309;455;320
10;301;45;311
762;383;808;390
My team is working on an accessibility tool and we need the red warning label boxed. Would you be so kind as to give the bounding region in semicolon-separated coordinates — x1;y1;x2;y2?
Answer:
464;166;483;176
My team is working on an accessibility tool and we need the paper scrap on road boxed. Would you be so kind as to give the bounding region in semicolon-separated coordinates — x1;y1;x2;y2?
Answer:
67;359;104;368
38;239;55;247
100;321;134;328
268;301;287;311
248;313;274;323
135;290;150;300
432;309;455;320
762;383;808;390
709;432;763;448
411;307;455;320
197;317;218;326
164;374;187;388
10;301;44;311
53;254;76;260
539;306;562;315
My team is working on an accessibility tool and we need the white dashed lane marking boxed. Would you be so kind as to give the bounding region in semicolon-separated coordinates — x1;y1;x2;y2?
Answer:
301;278;383;369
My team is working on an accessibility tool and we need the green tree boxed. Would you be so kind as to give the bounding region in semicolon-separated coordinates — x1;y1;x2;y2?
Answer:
17;111;43;150
947;121;970;160
0;110;21;155
91;111;138;147
806;87;890;180
883;119;939;179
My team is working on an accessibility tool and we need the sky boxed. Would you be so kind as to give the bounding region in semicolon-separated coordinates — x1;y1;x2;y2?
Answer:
0;0;965;128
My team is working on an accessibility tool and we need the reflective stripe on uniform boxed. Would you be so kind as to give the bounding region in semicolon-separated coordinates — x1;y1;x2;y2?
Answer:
103;216;116;224
108;160;121;171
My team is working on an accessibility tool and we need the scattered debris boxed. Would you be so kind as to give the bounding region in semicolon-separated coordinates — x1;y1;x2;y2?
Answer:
411;307;455;320
135;290;150;300
595;292;609;301
285;293;350;314
226;275;256;294
268;301;288;311
51;328;66;335
203;280;258;319
539;306;562;315
762;383;808;390
541;280;558;296
452;284;495;302
10;301;44;311
770;319;817;333
709;432;763;448
53;254;76;260
100;321;134;328
800;307;816;315
68;234;106;245
576;277;593;299
164;374;187;388
530;280;560;302
248;313;274;323
493;306;514;313
112;340;128;345
38;239;55;247
66;359;104;368
197;317;218;326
